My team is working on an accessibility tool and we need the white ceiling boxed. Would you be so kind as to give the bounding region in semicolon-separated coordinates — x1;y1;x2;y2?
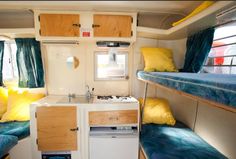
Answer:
0;1;203;15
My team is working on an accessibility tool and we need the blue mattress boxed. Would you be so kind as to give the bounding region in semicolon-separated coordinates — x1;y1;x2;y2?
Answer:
137;71;236;108
0;121;30;140
0;135;18;158
140;122;227;159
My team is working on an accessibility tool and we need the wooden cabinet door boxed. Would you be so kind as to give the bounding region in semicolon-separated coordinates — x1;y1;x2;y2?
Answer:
39;14;80;37
93;14;132;37
36;106;78;151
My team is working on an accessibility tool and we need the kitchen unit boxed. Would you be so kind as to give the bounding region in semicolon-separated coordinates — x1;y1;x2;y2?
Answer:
30;95;140;159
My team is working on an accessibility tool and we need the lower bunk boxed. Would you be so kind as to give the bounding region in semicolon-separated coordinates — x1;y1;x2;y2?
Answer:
0;121;30;159
139;121;227;159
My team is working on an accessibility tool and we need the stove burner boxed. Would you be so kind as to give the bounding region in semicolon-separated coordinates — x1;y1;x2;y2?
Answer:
97;96;113;100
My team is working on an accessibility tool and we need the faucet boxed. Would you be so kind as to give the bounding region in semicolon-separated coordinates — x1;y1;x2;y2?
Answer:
85;85;94;100
68;93;76;102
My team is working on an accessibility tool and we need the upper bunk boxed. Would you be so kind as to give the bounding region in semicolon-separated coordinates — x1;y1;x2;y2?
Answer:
137;71;236;112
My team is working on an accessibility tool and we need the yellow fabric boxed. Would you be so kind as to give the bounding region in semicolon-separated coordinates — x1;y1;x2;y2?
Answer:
0;87;8;118
1;89;45;122
139;97;176;126
172;1;215;27
141;47;178;72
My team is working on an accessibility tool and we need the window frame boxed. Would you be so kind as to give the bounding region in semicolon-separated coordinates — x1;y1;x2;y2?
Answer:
202;23;236;74
94;50;129;81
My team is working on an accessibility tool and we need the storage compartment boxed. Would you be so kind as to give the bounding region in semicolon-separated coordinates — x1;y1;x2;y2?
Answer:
89;110;138;125
89;126;139;159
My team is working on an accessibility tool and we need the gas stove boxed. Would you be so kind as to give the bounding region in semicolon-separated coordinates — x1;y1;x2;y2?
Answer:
94;95;137;103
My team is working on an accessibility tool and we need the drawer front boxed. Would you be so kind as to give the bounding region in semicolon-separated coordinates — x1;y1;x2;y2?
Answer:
89;110;138;125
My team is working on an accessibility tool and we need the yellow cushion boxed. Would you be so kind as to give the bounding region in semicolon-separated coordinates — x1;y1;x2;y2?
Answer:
141;47;178;72
139;97;176;126
0;87;8;118
172;1;215;27
1;89;45;122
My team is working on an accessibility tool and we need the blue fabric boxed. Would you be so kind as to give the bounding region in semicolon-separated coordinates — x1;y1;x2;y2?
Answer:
137;71;236;108
15;38;44;88
0;135;18;158
0;41;4;86
0;121;30;140
181;27;215;73
141;122;227;159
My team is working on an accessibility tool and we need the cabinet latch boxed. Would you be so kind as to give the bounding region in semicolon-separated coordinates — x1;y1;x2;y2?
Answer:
72;23;81;27
131;31;133;36
35;112;37;118
38;16;40;22
36;139;38;145
70;127;79;131
92;24;100;28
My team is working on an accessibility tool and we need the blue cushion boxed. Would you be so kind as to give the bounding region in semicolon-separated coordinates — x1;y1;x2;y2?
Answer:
0;135;18;158
0;121;30;139
141;121;227;159
137;71;236;108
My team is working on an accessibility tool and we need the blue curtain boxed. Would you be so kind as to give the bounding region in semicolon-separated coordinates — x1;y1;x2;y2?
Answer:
15;38;44;88
0;41;4;86
181;27;215;73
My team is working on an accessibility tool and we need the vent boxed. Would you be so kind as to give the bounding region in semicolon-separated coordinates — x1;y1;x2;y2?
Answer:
96;41;130;47
217;5;236;24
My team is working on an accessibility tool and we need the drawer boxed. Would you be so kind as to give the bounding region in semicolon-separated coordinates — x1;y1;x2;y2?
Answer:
89;110;138;125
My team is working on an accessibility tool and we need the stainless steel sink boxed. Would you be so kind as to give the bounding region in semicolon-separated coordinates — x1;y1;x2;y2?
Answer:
57;96;93;104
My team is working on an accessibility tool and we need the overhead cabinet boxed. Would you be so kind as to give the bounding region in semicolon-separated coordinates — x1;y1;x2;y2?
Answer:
34;11;137;41
39;14;80;37
93;14;133;37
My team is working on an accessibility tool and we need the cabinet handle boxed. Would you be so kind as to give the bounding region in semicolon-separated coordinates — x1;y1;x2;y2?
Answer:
92;24;100;28
109;117;119;121
72;23;81;27
70;127;79;131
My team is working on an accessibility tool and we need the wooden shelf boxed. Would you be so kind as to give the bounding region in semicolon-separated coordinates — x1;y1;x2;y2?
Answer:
137;1;235;40
0;28;35;38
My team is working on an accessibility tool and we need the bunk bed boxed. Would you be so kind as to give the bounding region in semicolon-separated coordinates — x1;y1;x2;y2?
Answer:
137;71;236;112
137;71;235;159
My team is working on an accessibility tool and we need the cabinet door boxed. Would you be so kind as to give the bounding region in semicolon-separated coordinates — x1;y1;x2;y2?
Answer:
93;14;132;37
36;106;78;151
39;14;80;37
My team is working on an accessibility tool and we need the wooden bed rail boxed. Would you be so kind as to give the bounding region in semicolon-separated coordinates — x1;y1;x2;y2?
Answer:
137;78;236;113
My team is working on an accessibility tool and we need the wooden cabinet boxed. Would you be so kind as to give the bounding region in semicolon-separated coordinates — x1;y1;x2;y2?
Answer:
36;106;78;151
93;14;133;37
39;14;80;37
89;110;138;125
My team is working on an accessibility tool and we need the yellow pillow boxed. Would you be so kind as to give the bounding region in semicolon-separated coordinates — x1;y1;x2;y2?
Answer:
172;1;215;27
0;87;8;118
139;97;176;126
141;47;178;72
1;89;45;122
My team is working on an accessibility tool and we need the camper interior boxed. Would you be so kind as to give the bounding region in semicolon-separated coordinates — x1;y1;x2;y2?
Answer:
0;1;236;159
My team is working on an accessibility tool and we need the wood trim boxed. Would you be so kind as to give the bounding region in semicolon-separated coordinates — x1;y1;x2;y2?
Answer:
139;146;147;159
89;110;138;125
137;78;236;113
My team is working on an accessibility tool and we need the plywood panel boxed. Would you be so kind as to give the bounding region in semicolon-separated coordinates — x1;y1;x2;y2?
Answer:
40;14;80;37
37;106;77;151
93;14;132;37
89;110;138;125
195;102;236;158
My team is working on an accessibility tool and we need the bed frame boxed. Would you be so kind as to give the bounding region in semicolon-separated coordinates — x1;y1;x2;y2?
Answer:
138;78;236;113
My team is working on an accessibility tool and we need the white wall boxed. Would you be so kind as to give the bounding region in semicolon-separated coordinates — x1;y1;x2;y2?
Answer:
42;42;130;96
131;37;187;99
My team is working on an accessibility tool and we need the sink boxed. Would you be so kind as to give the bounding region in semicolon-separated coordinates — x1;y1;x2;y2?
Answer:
57;96;93;104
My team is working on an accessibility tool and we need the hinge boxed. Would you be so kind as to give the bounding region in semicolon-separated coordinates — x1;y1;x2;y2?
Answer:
131;31;133;36
39;29;41;35
36;139;38;145
38;16;40;22
35;112;37;118
131;17;133;23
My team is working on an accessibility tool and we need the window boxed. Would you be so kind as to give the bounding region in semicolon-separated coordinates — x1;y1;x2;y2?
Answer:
95;49;128;80
202;22;236;74
2;40;18;83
